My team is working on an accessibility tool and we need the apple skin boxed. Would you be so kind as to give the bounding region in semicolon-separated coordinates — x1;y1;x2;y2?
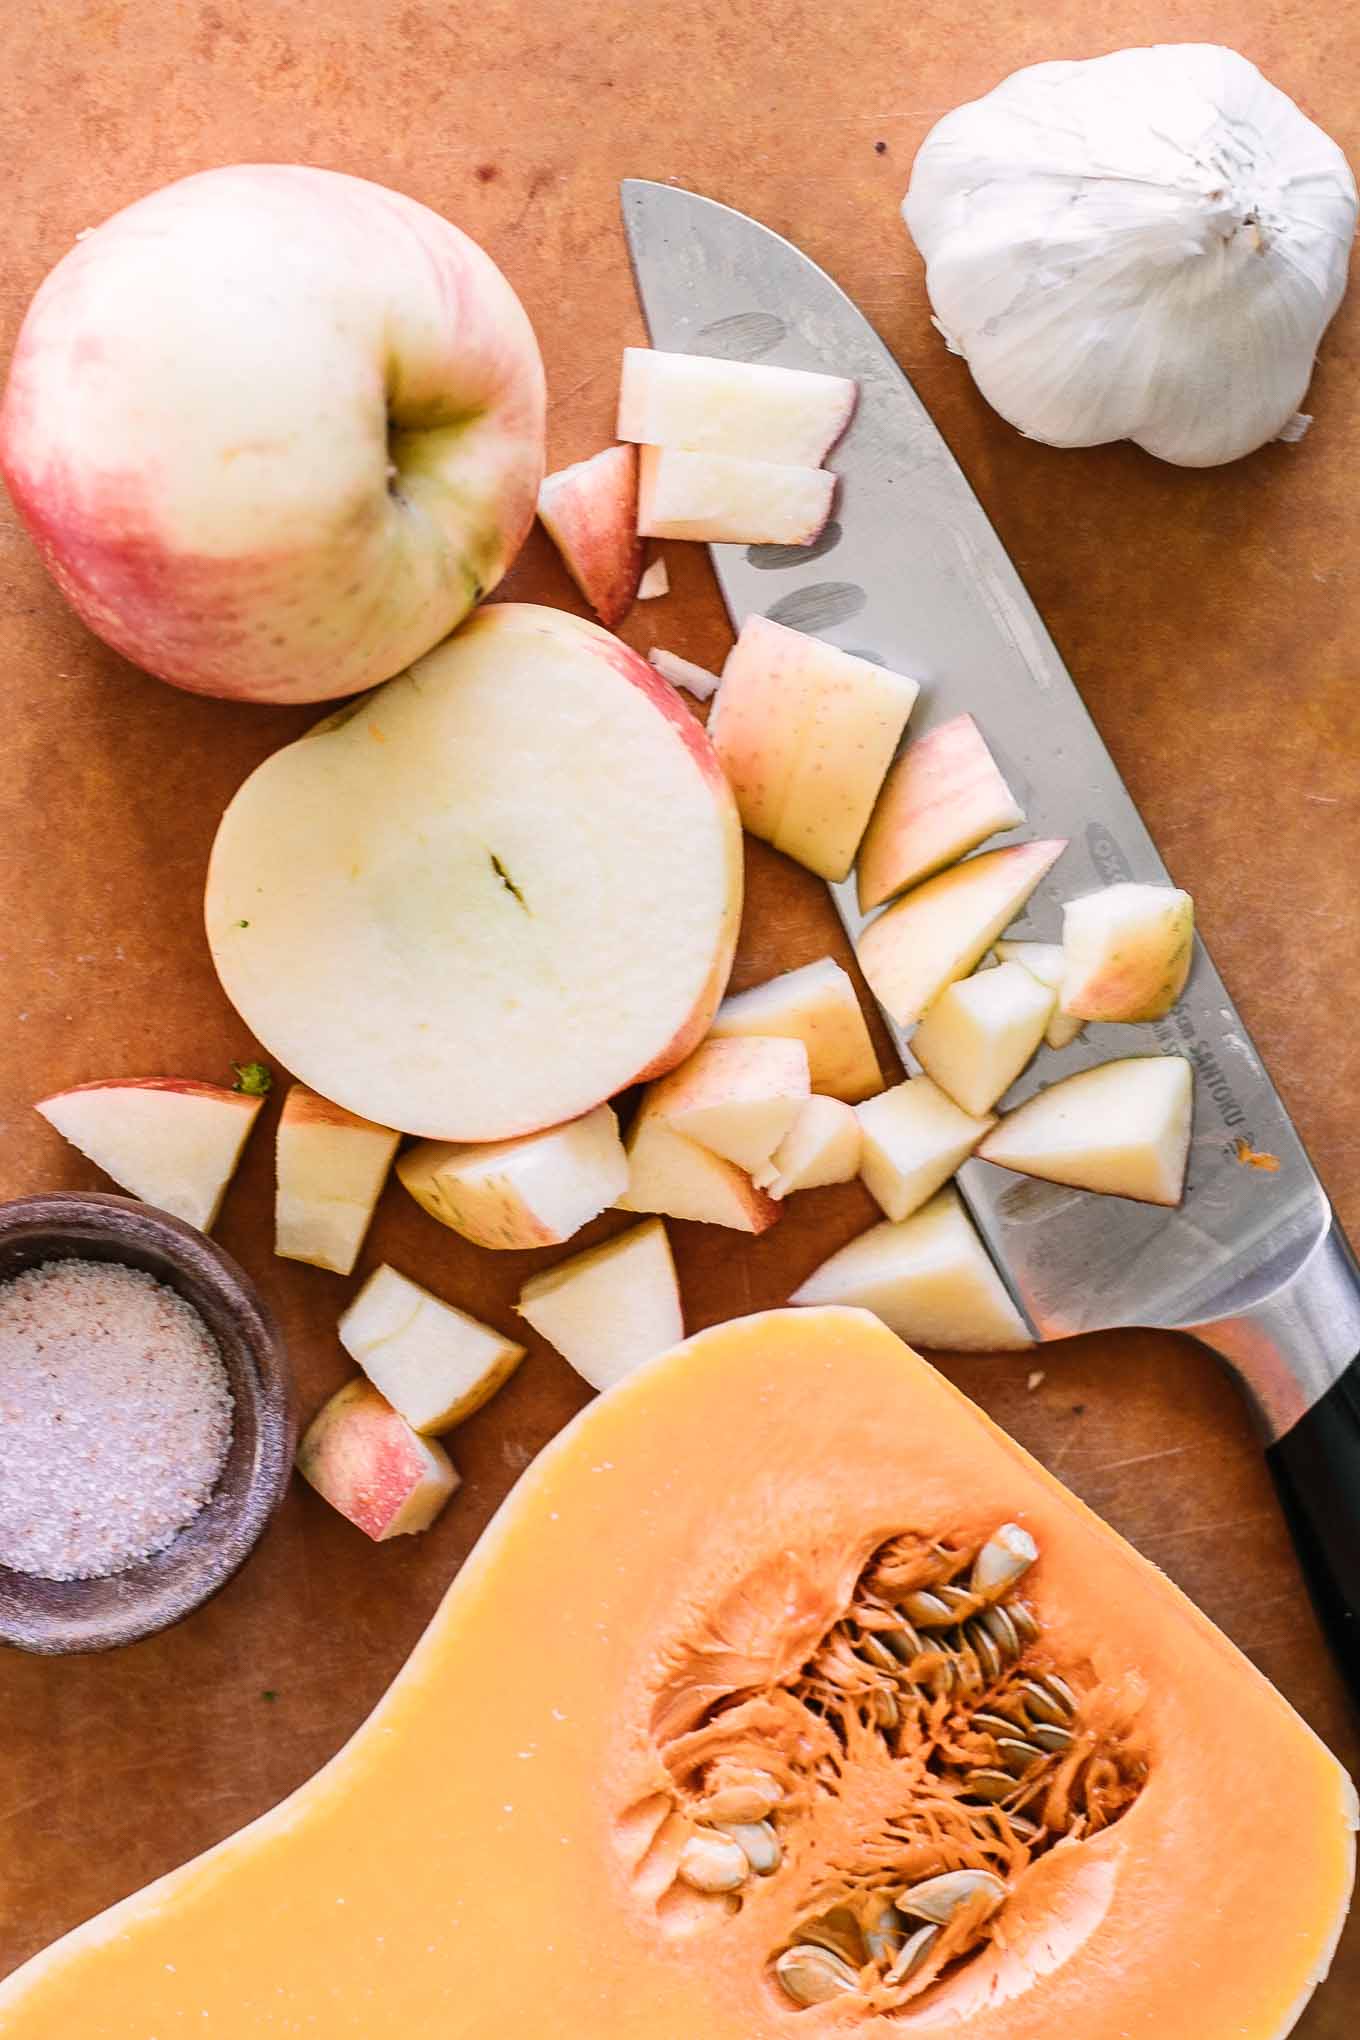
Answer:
0;166;546;704
537;445;642;628
296;1378;458;1541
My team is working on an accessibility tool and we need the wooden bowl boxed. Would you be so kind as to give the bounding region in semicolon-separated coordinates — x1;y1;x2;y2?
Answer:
0;1191;294;1654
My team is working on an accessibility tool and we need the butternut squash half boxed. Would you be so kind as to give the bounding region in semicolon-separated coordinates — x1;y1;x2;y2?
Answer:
1;1308;1352;2036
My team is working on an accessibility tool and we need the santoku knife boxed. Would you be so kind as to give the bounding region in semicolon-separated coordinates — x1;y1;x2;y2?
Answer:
622;178;1360;1708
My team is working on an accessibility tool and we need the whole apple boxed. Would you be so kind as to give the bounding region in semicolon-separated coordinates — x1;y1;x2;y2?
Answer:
0;165;546;703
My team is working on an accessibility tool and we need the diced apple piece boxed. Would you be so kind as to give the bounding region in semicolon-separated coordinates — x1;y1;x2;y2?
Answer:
296;1378;458;1540
709;958;882;1103
536;445;642;629
1060;883;1196;1022
617;1082;779;1233
791;1186;1033;1350
516;1219;683;1392
35;1077;262;1233
855;1075;994;1221
995;940;1084;1049
397;1103;627;1249
710;616;919;882
618;348;857;466
274;1084;400;1275
755;1096;861;1198
857;713;1024;911
338;1265;525;1435
637;557;669;599
912;960;1056;1117
978;1055;1193;1206
637;445;835;546
658;1035;811;1173
648;647;721;699
856;839;1068;1028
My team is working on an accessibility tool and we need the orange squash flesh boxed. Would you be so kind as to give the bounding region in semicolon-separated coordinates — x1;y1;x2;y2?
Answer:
1;1306;1352;2036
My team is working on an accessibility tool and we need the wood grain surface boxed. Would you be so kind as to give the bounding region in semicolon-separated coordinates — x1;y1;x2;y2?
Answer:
1;0;1357;2026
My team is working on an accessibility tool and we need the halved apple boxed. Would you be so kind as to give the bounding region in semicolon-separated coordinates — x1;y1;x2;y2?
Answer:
536;445;642;629
658;1035;810;1173
637;446;835;546
618;348;857;465
978;1055;1193;1206
791;1186;1032;1350
855;1075;994;1221
35;1077;262;1233
856;839;1068;1028
617;1085;779;1233
206;605;743;1141
709;957;882;1103
338;1264;524;1435
1061;883;1195;1022
710;616;919;882
857;713;1024;911
755;1095;862;1198
516;1218;683;1392
274;1085;400;1275
994;939;1084;1049
397;1104;627;1249
296;1378;458;1541
911;959;1055;1117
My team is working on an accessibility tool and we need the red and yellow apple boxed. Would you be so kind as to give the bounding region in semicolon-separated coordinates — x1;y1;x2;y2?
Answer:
35;1077;262;1233
397;1104;628;1250
617;1080;780;1234
338;1265;524;1434
657;1035;811;1173
274;1085;400;1276
709;957;882;1103
857;712;1024;911
296;1378;458;1541
911;959;1055;1116
637;446;835;546
755;1095;862;1197
978;1055;1193;1205
855;1075;994;1221
618;348;856;465
1060;883;1196;1023
537;444;642;628
515;1219;684;1392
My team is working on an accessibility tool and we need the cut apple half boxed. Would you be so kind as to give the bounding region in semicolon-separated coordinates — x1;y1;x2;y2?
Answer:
618;347;857;465
995;940;1085;1050
978;1054;1193;1206
911;959;1055;1117
856;839;1068;1028
516;1218;683;1392
709;957;882;1104
791;1186;1033;1350
710;615;919;882
755;1095;862;1198
855;1075;994;1222
536;444;643;629
35;1077;262;1233
658;1035;811;1173
397;1103;627;1250
339;1264;524;1435
274;1085;400;1275
296;1378;458;1541
617;1083;779;1234
1061;883;1195;1023
857;712;1024;911
637;445;835;546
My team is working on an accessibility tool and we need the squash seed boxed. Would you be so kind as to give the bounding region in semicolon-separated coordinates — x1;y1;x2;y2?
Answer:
882;1621;922;1662
980;1602;1021;1659
883;1920;940;1986
967;1619;1003;1682
970;1523;1039;1598
1009;1600;1040;1644
963;1767;1019;1803
863;1890;907;1964
775;1944;860;2005
677;1831;749;1893
1029;1721;1074;1754
997;1736;1045;1776
901;1588;955;1628
1018;1677;1069;1727
972;1710;1018;1740
898;1867;1008;1925
1041;1671;1078;1716
801;1906;866;1966
858;1630;901;1674
718;1819;781;1875
698;1767;783;1824
872;1687;900;1730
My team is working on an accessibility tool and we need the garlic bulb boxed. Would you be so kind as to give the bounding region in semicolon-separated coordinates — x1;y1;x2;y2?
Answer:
903;45;1358;466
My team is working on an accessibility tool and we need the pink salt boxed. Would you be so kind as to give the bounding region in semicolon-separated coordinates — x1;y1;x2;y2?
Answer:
0;1258;233;1581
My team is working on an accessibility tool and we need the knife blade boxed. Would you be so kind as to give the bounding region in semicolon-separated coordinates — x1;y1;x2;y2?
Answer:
622;179;1360;1698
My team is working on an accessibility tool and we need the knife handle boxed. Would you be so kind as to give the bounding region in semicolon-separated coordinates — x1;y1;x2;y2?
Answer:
1265;1356;1360;1710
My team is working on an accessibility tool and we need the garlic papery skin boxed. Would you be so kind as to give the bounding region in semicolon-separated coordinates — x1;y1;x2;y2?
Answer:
903;45;1358;467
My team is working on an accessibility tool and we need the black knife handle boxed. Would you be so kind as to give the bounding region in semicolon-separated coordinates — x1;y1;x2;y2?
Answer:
1265;1351;1360;1709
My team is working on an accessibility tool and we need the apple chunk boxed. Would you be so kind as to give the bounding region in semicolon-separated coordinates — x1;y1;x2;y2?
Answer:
274;1085;400;1275
709;958;882;1103
659;1036;810;1173
857;713;1024;911
711;616;919;882
856;839;1067;1028
617;1081;779;1233
755;1096;861;1198
1061;883;1195;1022
995;940;1084;1049
618;348;857;465
397;1103;627;1249
206;604;743;1141
516;1219;683;1392
339;1264;524;1434
35;1078;262;1233
978;1055;1193;1206
791;1186;1033;1350
536;444;642;629
855;1075;994;1221
297;1378;458;1540
637;446;835;546
911;960;1055;1117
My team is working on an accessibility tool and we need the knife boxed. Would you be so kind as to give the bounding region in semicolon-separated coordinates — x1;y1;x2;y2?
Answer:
622;178;1360;1708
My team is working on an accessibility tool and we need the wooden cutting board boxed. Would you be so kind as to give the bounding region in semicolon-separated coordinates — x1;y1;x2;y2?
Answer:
2;0;1357;2024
